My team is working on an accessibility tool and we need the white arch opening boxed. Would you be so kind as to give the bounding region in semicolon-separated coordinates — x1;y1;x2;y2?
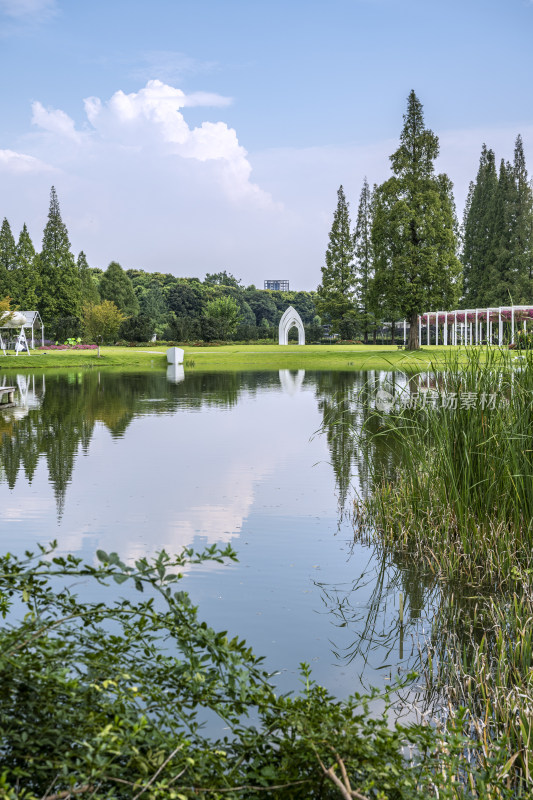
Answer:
278;306;305;346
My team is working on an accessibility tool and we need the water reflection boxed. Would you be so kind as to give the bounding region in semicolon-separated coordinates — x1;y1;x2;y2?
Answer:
0;367;441;700
0;371;279;515
0;369;415;519
166;363;185;384
279;369;305;395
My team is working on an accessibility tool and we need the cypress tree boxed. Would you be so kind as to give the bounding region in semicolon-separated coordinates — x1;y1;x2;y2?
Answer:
99;261;139;317
317;185;357;337
463;136;533;306
353;178;375;343
0;218;17;299
12;224;39;308
511;134;533;301
371;91;462;349
486;159;516;305
462;145;498;306
78;251;100;305
39;187;82;321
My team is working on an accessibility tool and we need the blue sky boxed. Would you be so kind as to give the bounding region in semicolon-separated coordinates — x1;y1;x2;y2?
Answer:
1;0;532;288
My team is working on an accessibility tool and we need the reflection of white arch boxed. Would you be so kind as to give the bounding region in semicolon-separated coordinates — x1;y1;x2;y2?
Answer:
166;364;185;384
279;370;305;395
278;306;305;346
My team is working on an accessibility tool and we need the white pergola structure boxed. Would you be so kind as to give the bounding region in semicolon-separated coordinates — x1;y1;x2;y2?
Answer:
0;310;44;355
412;305;533;346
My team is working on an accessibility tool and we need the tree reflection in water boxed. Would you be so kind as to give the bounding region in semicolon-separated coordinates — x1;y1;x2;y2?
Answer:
0;370;263;516
0;367;493;722
313;369;449;715
313;368;517;728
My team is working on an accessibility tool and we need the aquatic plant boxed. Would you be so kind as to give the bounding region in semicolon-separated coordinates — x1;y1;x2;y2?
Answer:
353;347;533;793
356;347;533;589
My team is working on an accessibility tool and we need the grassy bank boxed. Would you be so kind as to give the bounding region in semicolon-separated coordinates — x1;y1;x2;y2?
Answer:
0;343;505;372
353;348;533;793
0;346;168;370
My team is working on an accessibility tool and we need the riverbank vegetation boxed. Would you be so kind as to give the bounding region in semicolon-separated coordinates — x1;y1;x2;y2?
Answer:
354;348;533;794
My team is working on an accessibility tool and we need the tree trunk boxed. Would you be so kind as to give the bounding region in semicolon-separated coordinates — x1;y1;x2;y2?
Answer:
391;320;395;345
407;311;420;350
373;329;377;345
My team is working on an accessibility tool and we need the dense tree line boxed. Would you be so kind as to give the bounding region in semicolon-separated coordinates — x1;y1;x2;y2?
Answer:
462;135;533;306
318;91;533;349
0;188;319;343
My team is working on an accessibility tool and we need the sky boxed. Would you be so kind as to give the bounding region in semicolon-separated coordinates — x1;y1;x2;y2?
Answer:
1;0;533;290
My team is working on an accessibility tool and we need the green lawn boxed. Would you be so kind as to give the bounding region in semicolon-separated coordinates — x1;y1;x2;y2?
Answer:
0;346;167;370
0;343;501;372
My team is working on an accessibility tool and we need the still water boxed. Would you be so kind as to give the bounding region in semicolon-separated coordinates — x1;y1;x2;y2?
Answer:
0;368;433;702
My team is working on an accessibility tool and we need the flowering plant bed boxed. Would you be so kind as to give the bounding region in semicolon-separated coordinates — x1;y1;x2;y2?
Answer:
38;344;98;350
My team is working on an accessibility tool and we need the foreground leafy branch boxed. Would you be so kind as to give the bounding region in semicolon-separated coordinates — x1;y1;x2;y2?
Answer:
0;544;520;799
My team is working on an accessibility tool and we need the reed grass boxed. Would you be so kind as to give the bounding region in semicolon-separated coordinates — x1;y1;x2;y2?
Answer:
357;347;533;590
354;347;533;794
421;586;533;794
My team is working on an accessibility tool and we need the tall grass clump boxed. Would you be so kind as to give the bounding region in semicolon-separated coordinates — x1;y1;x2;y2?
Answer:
354;347;533;793
357;347;533;589
425;585;533;790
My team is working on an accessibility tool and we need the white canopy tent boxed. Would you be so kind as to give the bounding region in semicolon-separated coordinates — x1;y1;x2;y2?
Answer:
0;310;44;356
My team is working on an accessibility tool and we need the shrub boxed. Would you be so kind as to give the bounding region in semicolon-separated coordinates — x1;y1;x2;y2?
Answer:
119;313;155;342
47;316;83;342
82;301;126;345
0;544;520;799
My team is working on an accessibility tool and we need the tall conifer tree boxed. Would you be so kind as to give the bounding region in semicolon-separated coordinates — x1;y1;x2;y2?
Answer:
462;145;498;306
78;251;100;304
371;91;461;349
39;187;81;321
317;185;357;336
486;159;516;305
463;136;533;305
353;178;375;343
13;224;38;308
0;218;17;299
511;134;533;301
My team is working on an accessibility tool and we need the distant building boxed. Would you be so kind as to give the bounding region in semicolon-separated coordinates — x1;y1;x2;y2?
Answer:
264;279;289;291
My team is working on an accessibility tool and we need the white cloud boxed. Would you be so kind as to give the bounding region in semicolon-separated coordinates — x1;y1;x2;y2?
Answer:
31;101;83;143
0;79;283;283
80;80;267;202
181;91;233;108
0;148;53;172
0;0;56;18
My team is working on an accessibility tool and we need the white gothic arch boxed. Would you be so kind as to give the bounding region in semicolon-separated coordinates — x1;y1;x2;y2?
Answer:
278;306;305;346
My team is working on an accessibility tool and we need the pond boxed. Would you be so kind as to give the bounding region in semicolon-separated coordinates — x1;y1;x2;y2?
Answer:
0;368;435;705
